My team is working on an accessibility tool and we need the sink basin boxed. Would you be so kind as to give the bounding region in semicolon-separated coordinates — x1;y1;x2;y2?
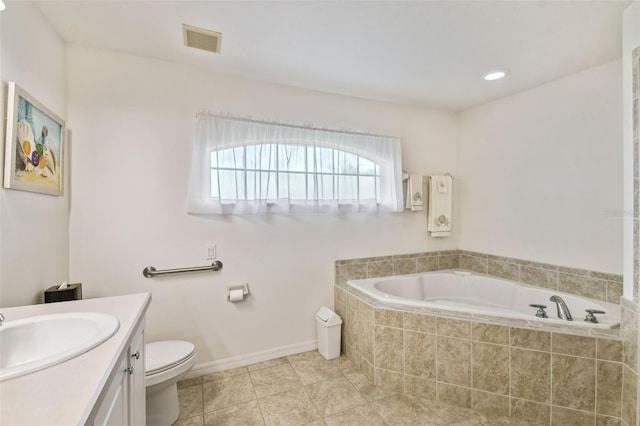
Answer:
0;312;120;381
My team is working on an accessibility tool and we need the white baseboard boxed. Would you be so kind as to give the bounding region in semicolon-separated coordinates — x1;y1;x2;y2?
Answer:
184;340;318;379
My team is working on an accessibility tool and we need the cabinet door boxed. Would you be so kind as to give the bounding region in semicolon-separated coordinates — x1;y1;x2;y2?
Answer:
128;324;146;425
94;354;129;426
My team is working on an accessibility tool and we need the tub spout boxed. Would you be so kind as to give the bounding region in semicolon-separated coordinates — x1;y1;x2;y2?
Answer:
549;296;572;321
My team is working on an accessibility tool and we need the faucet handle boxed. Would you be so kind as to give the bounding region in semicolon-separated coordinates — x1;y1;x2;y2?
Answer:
584;309;605;323
529;304;548;318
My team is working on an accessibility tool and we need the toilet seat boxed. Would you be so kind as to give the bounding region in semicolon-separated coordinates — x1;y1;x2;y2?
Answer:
146;340;195;375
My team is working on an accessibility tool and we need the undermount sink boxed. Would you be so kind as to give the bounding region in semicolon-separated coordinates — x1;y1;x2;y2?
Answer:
0;312;120;381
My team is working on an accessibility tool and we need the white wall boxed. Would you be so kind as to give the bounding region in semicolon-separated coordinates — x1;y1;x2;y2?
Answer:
66;45;459;365
459;60;623;274
623;1;639;299
0;1;69;307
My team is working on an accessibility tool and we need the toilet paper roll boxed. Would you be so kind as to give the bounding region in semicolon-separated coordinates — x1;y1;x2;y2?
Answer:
228;289;244;302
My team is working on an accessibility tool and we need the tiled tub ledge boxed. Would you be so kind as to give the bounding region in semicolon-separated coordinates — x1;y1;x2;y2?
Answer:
335;250;624;306
334;284;625;425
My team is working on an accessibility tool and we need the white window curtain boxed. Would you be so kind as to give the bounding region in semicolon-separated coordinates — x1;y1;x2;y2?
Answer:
187;113;403;215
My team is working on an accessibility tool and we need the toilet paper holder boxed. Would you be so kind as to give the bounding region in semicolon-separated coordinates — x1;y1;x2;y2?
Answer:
227;284;250;302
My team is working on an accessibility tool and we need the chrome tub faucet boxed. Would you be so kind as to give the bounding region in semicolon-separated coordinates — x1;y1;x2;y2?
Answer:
549;295;572;321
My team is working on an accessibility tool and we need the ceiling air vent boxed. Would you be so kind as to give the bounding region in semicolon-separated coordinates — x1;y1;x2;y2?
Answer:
182;24;222;54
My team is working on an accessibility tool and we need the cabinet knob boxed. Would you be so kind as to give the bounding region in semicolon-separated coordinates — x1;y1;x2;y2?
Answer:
126;365;134;375
131;351;140;360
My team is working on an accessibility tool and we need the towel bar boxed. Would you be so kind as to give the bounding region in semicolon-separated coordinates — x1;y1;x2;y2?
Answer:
142;260;223;278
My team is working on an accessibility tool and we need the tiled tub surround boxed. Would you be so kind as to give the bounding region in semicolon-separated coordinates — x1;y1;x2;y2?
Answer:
335;285;625;425
335;250;627;424
349;270;620;330
336;250;623;306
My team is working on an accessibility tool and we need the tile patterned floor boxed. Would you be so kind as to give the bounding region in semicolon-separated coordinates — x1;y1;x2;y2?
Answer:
174;350;532;426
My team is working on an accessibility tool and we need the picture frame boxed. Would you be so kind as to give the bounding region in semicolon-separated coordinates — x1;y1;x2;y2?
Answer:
3;82;65;196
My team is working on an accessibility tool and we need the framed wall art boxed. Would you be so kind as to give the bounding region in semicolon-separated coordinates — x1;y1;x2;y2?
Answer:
4;82;65;196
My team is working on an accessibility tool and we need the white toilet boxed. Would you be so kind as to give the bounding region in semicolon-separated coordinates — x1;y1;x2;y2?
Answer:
145;340;196;426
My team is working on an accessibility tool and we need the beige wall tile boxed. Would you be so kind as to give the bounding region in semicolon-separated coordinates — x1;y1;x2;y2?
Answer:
510;398;550;425
358;300;375;323
551;406;595;426
373;368;404;393
338;264;367;285
416;256;439;273
621;307;638;370
472;342;509;395
596;361;622;417
347;293;359;309
510;348;551;403
595;415;621;426
551;354;596;411
510;328;551;351
404;312;436;333
472;323;509;345
375;309;403;328
460;255;488;273
359;319;374;364
597;339;623;362
437;337;471;386
519;266;558;290
559;273;607;301
606;281;623;304
552;334;596;358
404;331;436;379
621;366;638;426
437;317;471;339
437;382;471;408
367;260;394;278
438;254;459;270
488;259;519;281
374;326;404;372
394;258;416;275
404;375;437;400
471;390;509;417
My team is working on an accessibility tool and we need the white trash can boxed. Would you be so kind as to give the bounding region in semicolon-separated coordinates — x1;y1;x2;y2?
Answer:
316;306;343;360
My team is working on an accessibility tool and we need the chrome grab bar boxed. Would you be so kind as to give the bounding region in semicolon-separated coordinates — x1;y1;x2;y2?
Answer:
143;260;223;278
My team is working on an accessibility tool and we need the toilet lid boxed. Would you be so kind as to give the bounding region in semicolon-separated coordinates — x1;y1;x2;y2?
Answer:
145;340;195;375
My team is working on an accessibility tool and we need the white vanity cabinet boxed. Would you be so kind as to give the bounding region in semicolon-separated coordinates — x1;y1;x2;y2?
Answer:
0;293;151;426
93;322;146;426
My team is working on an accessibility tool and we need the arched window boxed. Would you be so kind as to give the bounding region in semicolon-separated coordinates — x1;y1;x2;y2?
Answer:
188;114;403;214
210;144;380;202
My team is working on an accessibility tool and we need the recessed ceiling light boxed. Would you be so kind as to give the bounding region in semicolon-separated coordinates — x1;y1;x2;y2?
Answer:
483;70;509;81
0;1;6;11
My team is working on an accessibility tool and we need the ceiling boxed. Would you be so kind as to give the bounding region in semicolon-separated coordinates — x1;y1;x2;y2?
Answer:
35;0;628;111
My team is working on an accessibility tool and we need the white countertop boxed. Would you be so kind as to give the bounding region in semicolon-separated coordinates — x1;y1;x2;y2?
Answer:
0;293;151;425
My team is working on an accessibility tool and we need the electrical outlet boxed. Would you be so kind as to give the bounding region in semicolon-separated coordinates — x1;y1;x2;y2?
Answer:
207;244;216;260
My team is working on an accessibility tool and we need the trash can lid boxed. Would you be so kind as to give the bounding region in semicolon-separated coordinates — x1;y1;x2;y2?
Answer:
316;306;342;326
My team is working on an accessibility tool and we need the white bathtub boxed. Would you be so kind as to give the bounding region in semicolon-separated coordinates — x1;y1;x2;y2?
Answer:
347;269;620;329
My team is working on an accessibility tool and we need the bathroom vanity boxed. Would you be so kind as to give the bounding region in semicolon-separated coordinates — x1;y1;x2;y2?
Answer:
0;293;151;425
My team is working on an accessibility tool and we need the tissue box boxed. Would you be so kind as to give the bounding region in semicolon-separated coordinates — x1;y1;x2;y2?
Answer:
44;283;82;303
